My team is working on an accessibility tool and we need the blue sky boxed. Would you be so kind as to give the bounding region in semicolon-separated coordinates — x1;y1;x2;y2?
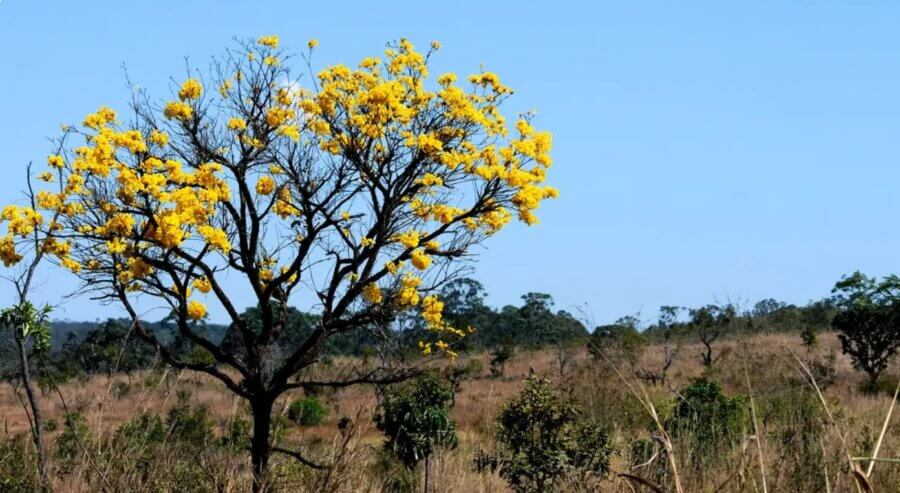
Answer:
1;1;899;325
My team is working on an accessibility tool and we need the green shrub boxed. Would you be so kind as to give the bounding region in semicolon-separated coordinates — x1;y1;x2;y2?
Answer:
491;375;611;492
57;411;91;471
166;391;214;446
764;389;825;491
665;378;747;454
375;373;457;470
287;396;329;426
0;433;38;491
223;417;251;451
116;413;166;445
490;343;514;377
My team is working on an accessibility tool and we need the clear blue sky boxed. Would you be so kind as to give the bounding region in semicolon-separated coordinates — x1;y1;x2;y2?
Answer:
1;1;899;325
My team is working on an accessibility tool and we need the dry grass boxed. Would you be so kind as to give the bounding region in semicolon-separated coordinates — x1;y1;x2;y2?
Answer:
4;331;900;491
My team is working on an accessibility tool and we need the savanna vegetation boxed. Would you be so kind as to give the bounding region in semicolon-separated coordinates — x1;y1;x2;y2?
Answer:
2;34;900;493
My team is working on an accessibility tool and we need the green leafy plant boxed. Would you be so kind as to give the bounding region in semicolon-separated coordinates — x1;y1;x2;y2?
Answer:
287;396;329;426
490;342;514;377
831;272;900;386
492;375;611;492
665;378;747;455
375;373;458;492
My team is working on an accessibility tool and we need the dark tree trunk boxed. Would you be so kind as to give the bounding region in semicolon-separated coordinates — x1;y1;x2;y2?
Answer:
250;397;275;492
17;336;48;488
423;454;430;493
702;340;714;368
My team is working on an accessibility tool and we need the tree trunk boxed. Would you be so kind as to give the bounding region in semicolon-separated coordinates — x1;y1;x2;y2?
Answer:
423;454;430;493
17;336;48;488
250;397;274;493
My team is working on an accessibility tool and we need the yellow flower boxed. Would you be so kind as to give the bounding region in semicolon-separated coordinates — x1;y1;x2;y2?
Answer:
83;106;117;129
0;235;22;267
36;190;62;210
149;129;169;147
187;300;207;320
227;117;247;132
193;276;212;293
396;273;421;307
61;257;81;273
418;173;443;187
266;107;292;127
219;79;233;97
106;237;127;254
127;257;154;278
395;230;419;248
178;79;203;101
164;101;193;121
362;283;382;304
47;155;64;168
256;176;276;195
308;38;319;49
277;125;299;141
258;35;280;48
421;295;444;327
430;41;441;50
37;171;54;182
410;249;431;270
197;224;231;253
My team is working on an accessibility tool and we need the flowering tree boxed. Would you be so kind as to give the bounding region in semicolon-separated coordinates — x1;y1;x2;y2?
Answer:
0;35;557;490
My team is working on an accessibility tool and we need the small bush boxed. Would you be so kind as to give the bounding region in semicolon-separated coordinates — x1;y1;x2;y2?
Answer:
490;343;514;377
287;396;329;426
859;374;900;396
116;413;166;446
0;433;38;490
166;391;214;446
492;375;612;492
665;378;747;455
223;417;251;451
57;411;91;471
375;373;457;470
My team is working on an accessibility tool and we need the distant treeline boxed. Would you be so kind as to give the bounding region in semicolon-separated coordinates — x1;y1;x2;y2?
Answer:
1;278;838;379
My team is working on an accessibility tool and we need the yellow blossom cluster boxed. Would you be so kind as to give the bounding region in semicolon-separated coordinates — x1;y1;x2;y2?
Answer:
0;36;557;363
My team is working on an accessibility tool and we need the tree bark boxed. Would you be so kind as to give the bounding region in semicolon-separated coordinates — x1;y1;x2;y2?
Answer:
250;397;275;493
17;336;48;488
423;454;430;493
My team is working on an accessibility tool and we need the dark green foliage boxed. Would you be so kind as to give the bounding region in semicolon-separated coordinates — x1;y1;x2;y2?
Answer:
0;433;39;491
800;325;819;349
56;319;156;376
375;373;458;470
223;417;251;451
835;305;900;385
287;396;328;426
57;412;91;471
666;379;747;454
689;304;737;367
587;317;647;369
831;272;900;385
493;376;611;492
116;413;167;445
166;391;214;446
490;341;514;377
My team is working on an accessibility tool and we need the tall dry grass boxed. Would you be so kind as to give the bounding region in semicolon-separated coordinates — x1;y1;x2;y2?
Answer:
3;331;900;491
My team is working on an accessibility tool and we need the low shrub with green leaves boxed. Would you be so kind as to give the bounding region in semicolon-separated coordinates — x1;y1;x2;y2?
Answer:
375;372;458;472
491;375;612;492
287;396;329;426
665;378;747;455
